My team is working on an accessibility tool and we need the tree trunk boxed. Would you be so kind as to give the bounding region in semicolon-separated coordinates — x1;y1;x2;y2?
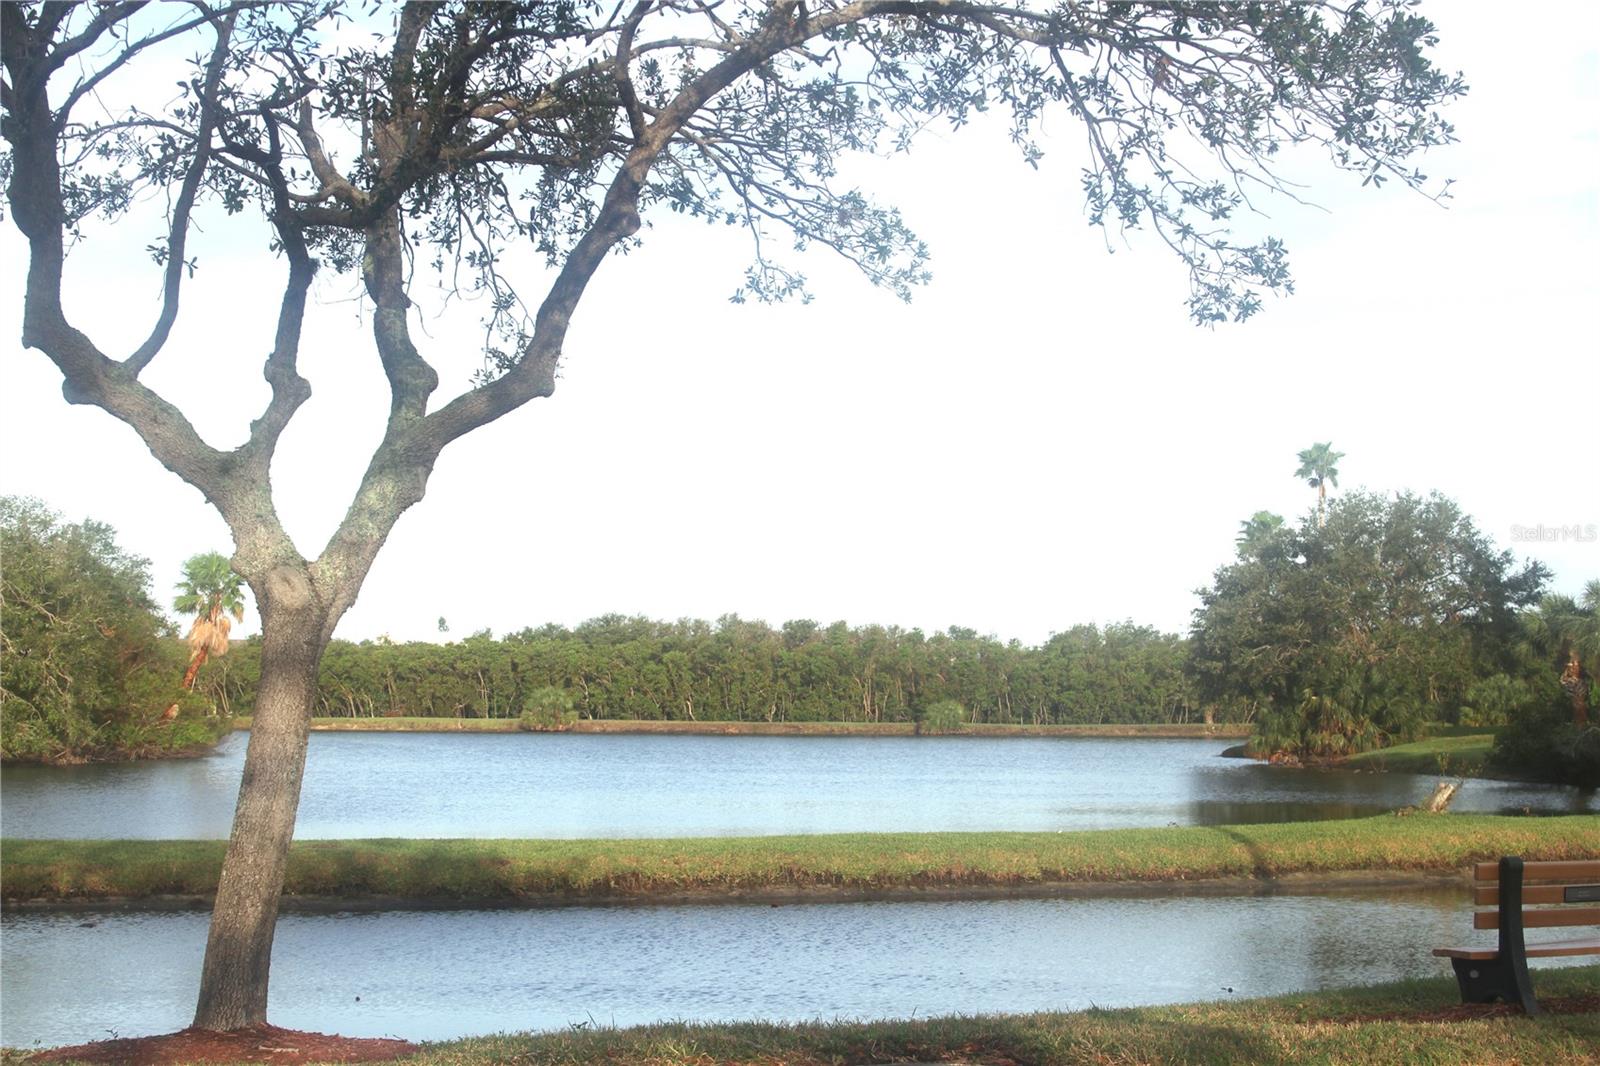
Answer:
192;606;328;1031
1425;780;1462;813
1560;656;1589;729
163;651;209;721
181;650;207;691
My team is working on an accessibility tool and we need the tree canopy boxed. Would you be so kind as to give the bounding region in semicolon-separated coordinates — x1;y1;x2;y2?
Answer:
204;615;1200;726
1189;490;1548;758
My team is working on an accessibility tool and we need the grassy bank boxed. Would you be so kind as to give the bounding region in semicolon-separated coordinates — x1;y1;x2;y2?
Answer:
229;716;1251;738
14;969;1593;1065
1344;734;1496;776
392;967;1600;1066
6;814;1596;906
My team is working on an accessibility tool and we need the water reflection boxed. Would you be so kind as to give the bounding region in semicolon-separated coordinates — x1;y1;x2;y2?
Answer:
3;890;1592;1049
1186;761;1598;826
2;733;1593;840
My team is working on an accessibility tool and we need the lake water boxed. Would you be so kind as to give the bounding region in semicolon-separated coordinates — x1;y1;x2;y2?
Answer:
4;734;1597;1049
1;733;1593;840
7;889;1594;1049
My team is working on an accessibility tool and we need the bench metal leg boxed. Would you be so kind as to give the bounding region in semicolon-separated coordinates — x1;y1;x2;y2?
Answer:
1448;955;1539;1015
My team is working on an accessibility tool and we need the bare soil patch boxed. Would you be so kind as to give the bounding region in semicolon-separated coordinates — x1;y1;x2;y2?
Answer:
26;1025;417;1065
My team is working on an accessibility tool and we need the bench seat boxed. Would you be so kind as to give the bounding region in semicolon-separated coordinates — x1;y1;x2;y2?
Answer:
1434;937;1600;961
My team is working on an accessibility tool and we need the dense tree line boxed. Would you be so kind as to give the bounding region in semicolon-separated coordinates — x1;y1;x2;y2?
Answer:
12;490;1589;781
198;617;1201;727
0;497;225;761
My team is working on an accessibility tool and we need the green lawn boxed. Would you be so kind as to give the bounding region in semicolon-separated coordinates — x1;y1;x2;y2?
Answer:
11;968;1594;1065
6;813;1596;905
1344;734;1496;776
402;967;1600;1066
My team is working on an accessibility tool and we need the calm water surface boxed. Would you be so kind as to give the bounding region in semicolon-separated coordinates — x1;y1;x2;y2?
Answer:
8;889;1594;1048
2;733;1593;839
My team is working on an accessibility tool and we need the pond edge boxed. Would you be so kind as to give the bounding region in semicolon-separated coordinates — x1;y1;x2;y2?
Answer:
2;867;1473;914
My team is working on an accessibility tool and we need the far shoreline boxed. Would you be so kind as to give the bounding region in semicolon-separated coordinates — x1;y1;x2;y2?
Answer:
231;716;1253;739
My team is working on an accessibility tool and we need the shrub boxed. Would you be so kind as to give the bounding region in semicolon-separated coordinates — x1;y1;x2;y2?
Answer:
1460;674;1534;729
1489;679;1600;788
916;700;965;735
519;687;577;731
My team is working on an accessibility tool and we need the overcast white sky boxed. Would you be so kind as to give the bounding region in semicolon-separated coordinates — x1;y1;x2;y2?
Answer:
2;3;1597;646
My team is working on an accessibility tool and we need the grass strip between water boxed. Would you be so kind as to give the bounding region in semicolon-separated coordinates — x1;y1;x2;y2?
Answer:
399;967;1600;1066
4;814;1597;905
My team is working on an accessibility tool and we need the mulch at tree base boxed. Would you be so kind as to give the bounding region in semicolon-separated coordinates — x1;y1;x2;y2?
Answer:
25;1025;418;1065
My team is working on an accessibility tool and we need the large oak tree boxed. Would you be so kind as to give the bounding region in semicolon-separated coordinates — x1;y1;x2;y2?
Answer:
4;0;1464;1032
1189;491;1548;756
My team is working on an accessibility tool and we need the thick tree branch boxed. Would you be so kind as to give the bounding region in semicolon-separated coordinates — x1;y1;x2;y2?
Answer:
237;118;315;474
5;14;228;495
363;208;440;424
387;2;431;123
615;1;653;144
292;99;368;208
124;10;237;376
414;0;826;452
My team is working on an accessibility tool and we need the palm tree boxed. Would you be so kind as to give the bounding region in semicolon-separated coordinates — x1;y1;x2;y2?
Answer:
171;552;247;711
1294;442;1345;527
1236;510;1286;559
1530;582;1600;728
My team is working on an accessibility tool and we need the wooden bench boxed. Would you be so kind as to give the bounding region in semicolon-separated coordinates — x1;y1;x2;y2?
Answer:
1432;857;1600;1014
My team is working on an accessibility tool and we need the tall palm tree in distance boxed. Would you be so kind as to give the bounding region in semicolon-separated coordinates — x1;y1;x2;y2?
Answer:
1528;582;1600;729
1236;510;1287;559
172;552;247;706
1295;442;1345;527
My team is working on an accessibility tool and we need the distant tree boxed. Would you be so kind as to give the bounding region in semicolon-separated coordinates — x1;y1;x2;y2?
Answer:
1523;583;1600;728
1235;511;1287;560
234;612;1193;728
1;497;207;760
3;0;1467;1033
1488;655;1599;789
917;699;965;735
1294;443;1346;527
519;686;577;731
196;635;263;720
1459;673;1533;729
1190;491;1546;758
172;552;247;702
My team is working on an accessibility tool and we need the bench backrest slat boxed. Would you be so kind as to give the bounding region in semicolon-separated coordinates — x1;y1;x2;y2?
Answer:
1467;857;1600;937
1473;860;1600;882
1474;906;1600;931
1474;884;1586;906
